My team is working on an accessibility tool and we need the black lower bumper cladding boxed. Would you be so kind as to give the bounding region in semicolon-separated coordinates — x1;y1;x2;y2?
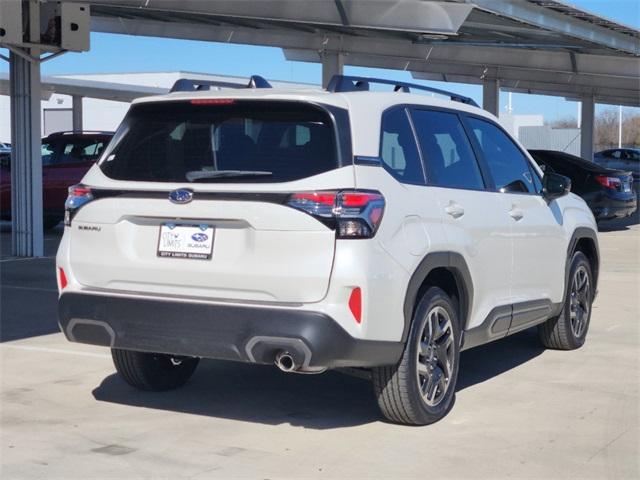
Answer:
58;292;402;369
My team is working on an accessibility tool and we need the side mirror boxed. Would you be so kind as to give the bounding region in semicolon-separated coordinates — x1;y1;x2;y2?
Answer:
543;172;571;201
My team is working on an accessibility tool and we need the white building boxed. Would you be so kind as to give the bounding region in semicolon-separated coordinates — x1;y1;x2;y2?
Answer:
498;113;544;141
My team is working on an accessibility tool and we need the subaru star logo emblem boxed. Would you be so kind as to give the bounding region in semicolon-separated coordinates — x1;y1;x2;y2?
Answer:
169;189;193;204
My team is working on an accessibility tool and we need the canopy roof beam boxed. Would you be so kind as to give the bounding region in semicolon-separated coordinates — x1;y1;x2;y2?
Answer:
466;0;639;55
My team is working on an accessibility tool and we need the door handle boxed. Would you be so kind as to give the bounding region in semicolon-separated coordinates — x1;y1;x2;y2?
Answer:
509;207;524;221
445;202;465;219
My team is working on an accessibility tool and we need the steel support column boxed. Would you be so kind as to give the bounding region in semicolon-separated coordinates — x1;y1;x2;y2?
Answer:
72;95;83;131
321;51;344;88
9;52;43;257
482;77;500;115
580;95;595;161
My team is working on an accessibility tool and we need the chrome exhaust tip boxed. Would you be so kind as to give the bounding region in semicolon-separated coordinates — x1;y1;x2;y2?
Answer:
275;351;297;372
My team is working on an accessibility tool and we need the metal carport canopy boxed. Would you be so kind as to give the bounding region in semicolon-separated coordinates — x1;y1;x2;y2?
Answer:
79;0;640;107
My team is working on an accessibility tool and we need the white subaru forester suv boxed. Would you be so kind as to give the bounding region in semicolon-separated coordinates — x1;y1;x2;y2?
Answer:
57;75;599;425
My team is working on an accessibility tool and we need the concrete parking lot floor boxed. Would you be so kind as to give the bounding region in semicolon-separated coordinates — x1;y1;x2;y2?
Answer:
1;218;638;479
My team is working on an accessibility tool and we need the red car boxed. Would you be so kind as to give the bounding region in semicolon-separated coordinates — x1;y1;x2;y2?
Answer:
0;131;113;229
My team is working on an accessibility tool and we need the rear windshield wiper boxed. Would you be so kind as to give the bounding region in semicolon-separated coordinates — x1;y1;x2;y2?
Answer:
186;170;273;182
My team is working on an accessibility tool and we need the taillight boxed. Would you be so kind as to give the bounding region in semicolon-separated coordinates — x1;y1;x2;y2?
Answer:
64;184;94;226
595;175;622;190
287;190;385;239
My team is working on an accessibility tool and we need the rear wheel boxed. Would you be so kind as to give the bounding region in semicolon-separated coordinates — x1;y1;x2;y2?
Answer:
372;287;460;425
538;251;593;350
111;349;199;391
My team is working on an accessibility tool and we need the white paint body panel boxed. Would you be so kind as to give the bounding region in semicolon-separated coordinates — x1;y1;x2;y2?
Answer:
57;88;597;344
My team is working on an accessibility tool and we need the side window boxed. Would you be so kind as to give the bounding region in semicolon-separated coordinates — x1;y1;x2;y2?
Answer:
410;110;485;190
380;108;425;184
59;139;104;164
467;117;536;194
41;142;56;166
610;150;622;159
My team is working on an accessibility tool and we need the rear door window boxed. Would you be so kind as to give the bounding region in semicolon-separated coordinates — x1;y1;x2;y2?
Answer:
99;101;340;183
466;117;536;194
410;109;485;190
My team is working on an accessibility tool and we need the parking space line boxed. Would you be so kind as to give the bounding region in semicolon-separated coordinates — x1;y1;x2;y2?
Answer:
3;285;58;293
0;256;56;263
0;344;110;359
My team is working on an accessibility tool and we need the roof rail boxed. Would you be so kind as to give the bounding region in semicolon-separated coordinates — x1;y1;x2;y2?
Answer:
170;75;272;93
326;75;479;107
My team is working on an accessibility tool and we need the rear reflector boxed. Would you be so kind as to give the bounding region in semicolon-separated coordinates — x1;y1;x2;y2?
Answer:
59;268;68;290
595;175;622;190
348;287;362;324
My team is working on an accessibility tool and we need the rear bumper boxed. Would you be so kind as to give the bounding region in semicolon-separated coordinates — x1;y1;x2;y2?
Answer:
58;292;403;370
591;194;637;220
593;202;637;220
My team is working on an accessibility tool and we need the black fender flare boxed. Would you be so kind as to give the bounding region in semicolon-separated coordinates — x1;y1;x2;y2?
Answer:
402;252;474;342
565;227;600;298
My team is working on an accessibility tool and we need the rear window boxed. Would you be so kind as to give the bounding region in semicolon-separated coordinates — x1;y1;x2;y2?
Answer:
99;100;340;183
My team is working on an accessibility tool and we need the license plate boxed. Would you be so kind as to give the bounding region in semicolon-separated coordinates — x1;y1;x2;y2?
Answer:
623;183;632;192
157;223;214;260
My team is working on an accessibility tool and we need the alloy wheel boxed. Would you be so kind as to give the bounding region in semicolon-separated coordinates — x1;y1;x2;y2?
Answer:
569;265;591;337
416;306;455;407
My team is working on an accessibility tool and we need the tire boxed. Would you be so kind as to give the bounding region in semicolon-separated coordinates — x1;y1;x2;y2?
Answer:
372;286;461;425
111;348;199;391
538;251;593;350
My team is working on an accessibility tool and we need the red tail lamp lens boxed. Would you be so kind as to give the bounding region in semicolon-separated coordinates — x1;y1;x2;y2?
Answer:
595;175;621;189
348;287;362;324
58;268;68;289
289;192;337;206
287;190;385;238
69;185;92;197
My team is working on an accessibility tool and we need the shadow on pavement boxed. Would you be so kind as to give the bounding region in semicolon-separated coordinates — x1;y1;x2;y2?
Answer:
457;328;544;391
92;328;545;429
0;223;62;342
597;212;639;232
0;256;60;341
93;360;383;429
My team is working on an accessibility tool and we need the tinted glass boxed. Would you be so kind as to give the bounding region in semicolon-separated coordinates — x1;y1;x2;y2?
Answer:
468;117;535;194
380;108;425;184
41;142;56;166
58;138;106;164
100;101;338;183
411;110;484;190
